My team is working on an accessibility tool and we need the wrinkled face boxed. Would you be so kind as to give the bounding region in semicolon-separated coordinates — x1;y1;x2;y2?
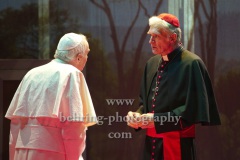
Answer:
77;43;90;71
148;29;173;56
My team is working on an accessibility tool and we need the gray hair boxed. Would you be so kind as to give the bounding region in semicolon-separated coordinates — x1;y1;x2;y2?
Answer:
148;16;182;42
54;33;88;62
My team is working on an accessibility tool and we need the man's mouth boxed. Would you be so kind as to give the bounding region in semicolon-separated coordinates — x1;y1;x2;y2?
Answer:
152;46;157;50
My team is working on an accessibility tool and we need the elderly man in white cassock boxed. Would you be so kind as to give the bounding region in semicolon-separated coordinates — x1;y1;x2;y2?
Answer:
5;33;98;160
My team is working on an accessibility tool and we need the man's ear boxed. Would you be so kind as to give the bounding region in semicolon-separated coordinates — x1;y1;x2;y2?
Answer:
77;53;83;59
170;33;177;42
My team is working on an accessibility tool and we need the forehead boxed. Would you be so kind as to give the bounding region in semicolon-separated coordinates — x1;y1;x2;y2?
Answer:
149;26;169;34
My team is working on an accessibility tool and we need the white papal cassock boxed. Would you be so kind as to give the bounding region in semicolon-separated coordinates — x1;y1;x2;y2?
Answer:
5;59;98;160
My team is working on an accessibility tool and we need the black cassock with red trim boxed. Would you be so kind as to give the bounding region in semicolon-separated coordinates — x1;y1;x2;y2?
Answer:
136;47;221;160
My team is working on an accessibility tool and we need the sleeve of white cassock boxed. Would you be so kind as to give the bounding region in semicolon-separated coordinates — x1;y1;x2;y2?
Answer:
61;122;86;160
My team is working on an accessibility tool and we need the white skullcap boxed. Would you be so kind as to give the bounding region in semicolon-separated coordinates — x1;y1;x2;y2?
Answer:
57;33;83;51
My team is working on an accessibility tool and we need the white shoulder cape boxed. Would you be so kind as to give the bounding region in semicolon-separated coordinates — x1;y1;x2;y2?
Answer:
5;59;97;126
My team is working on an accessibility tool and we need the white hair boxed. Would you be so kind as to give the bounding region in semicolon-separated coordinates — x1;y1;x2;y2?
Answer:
148;16;182;42
54;33;88;62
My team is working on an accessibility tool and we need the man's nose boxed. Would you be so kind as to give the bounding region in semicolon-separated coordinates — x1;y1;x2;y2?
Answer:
149;37;155;44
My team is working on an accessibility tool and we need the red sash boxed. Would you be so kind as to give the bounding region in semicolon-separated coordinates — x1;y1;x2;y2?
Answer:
146;125;195;160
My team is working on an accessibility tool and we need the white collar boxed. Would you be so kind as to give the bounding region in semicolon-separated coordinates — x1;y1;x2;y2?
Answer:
162;55;169;61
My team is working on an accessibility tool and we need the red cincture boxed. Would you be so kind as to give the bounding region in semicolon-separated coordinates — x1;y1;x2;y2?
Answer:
147;125;195;160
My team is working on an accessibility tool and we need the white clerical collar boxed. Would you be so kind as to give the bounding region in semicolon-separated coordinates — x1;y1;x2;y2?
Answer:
162;55;169;61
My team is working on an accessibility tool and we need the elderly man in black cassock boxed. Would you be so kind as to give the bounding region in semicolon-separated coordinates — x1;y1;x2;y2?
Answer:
127;13;221;160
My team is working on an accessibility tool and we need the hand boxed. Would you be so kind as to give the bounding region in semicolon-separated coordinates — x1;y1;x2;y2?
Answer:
126;111;141;129
139;113;154;129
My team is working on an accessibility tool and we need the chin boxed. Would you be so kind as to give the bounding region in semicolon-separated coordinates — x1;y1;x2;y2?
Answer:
80;66;85;71
152;50;160;55
152;50;157;54
152;51;161;55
